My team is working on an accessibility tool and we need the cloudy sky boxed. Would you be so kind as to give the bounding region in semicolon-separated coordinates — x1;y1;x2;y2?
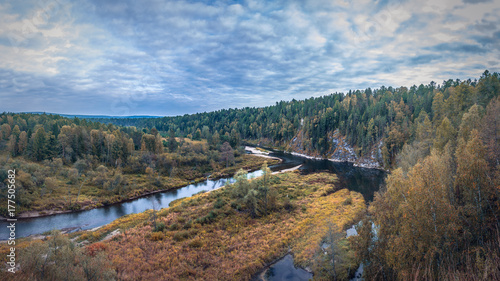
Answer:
0;0;499;116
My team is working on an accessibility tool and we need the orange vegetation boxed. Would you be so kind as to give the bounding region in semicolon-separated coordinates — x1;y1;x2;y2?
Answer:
89;171;365;280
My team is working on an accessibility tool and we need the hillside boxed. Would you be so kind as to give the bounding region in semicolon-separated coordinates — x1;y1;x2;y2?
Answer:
95;71;499;170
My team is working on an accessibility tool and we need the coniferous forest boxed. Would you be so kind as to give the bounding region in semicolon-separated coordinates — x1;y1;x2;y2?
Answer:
0;71;499;280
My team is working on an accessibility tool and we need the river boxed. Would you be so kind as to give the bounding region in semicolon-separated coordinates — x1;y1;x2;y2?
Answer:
0;148;386;240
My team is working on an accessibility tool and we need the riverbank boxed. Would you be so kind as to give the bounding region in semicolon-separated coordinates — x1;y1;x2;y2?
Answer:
77;172;365;280
245;146;283;161
1;150;381;280
2;154;279;220
272;164;303;174
247;143;388;172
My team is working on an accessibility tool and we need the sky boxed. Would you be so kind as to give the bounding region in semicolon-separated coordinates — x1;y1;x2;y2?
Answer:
0;0;499;116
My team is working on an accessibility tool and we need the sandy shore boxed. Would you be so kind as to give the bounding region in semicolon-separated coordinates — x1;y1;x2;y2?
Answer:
245;146;283;161
272;164;303;174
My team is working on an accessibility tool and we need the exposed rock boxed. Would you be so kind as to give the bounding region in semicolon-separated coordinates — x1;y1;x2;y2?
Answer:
287;129;383;169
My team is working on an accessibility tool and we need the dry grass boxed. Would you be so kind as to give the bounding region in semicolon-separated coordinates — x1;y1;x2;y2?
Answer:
83;171;366;281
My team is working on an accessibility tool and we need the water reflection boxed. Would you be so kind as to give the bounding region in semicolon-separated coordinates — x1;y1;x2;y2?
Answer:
268;151;386;202
264;254;312;281
0;151;385;240
0;170;263;239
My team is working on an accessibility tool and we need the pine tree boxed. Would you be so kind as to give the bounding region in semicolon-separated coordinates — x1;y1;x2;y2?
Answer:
32;127;48;161
167;129;178;152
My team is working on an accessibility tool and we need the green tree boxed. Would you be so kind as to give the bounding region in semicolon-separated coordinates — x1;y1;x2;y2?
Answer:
32;127;48;161
230;128;240;148
167;129;178;152
232;169;250;199
193;128;202;140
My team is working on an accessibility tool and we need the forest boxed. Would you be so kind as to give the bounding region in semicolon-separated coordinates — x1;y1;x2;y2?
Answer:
0;112;276;215
0;70;499;280
91;71;498;169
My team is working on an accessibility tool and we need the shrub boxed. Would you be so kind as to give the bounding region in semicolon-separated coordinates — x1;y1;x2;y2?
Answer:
213;198;226;209
188;239;203;248
231;202;243;211
169;223;179;231
282;197;295;211
85;242;107;256
196;210;218;225
343;197;353;205
173;231;189;242
150;232;164;241
67;203;82;211
154;222;166;232
183;219;192;229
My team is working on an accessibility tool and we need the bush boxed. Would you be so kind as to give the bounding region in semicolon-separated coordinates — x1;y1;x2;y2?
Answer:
230;202;243;211
85;242;107;256
67;203;82;211
173;231;189;242
213;198;226;209
183;219;192;229
169;223;179;231
282;197;295;211
188;239;203;248
195;210;218;225
343;197;353;205
150;232;164;241
154;222;166;232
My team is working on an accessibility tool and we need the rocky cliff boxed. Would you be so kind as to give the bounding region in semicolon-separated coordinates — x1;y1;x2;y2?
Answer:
288;129;383;169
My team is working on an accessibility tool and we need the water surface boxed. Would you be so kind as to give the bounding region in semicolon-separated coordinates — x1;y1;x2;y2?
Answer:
264;254;312;281
0;170;263;239
0;149;386;240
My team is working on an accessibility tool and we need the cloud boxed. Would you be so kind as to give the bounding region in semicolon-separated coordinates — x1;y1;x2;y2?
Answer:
0;0;499;116
463;0;492;4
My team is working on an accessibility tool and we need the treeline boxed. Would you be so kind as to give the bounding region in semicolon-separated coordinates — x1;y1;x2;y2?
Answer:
0;112;241;168
93;70;499;168
0;113;140;164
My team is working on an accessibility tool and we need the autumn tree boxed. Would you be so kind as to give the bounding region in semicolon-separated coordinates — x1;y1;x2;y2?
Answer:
1;123;11;140
58;125;74;163
141;134;154;153
220;141;234;167
359;148;459;279
480;96;500;171
455;130;494;245
312;223;350;281
17;131;28;155
19;231;116;280
458;104;483;141
433;117;456;151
